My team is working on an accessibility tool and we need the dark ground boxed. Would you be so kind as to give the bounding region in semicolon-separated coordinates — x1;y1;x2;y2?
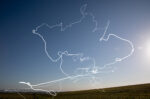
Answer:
1;83;150;99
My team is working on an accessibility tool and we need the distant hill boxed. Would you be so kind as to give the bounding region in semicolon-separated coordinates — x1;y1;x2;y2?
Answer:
1;83;150;99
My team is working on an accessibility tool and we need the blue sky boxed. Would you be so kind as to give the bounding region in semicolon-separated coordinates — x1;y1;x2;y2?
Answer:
0;0;150;91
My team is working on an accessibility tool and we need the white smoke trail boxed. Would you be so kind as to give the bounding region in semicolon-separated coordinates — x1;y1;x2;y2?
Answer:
19;4;134;96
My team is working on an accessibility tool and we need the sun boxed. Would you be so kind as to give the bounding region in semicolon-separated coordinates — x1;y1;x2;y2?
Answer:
146;40;150;57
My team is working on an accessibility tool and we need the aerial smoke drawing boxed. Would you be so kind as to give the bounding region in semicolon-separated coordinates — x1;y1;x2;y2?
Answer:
1;0;150;99
19;4;134;96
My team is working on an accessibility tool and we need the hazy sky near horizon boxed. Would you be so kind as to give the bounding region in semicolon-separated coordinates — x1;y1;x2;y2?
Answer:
0;0;150;91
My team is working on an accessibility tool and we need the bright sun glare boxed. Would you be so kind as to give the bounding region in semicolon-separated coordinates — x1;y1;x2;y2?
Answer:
146;40;150;57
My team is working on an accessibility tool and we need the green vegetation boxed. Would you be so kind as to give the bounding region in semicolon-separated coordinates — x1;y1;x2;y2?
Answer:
1;83;150;99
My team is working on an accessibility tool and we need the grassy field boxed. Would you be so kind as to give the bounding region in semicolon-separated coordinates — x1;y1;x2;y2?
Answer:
1;83;150;99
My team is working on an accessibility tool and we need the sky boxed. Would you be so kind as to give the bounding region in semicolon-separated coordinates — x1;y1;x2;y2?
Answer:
0;0;150;91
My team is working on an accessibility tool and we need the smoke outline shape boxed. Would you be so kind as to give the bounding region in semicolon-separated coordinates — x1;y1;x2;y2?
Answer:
19;4;134;96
